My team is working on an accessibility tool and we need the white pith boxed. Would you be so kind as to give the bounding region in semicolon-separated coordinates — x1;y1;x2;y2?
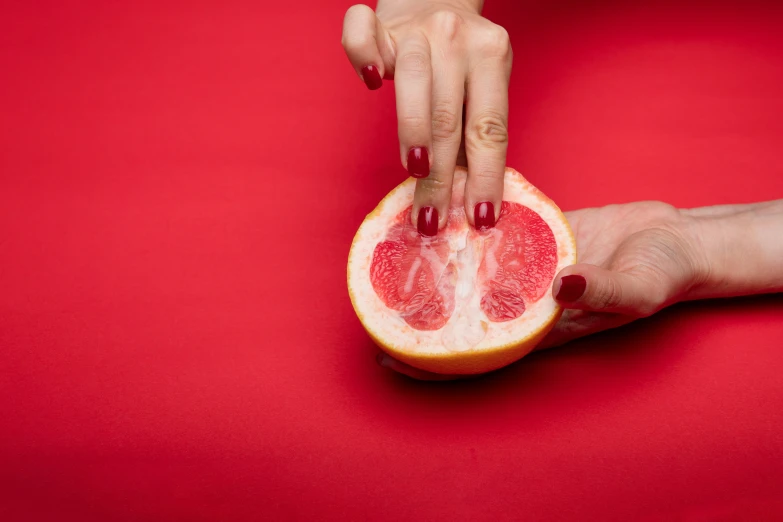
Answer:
348;169;576;356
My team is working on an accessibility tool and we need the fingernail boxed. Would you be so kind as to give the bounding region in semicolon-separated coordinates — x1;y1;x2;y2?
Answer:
474;201;496;230
417;206;438;237
407;147;429;178
361;65;382;90
556;275;586;302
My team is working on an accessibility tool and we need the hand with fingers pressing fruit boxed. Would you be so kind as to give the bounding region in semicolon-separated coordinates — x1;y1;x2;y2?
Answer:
376;199;783;380
342;0;510;236
341;2;783;380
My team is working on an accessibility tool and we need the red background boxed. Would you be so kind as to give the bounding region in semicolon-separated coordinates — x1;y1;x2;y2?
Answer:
2;1;783;520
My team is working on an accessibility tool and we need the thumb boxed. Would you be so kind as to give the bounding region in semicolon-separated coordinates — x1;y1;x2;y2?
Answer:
552;264;661;316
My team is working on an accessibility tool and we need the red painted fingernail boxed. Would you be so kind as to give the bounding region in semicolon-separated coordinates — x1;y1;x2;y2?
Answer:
556;275;586;302
361;65;382;90
417;206;438;237
474;202;496;230
407;147;429;178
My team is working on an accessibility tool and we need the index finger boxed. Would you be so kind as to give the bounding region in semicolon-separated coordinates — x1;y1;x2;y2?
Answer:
464;28;512;229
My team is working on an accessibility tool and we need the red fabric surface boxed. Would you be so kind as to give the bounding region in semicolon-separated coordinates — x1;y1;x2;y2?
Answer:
2;1;783;520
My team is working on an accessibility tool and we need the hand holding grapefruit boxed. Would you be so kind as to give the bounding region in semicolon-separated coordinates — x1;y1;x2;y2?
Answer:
348;167;576;375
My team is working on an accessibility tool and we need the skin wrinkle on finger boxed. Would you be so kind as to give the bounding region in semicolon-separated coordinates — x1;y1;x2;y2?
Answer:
398;50;431;79
466;169;506;183
399;113;430;133
590;272;624;311
416;176;449;194
431;104;461;141
466;109;509;150
466;45;512;78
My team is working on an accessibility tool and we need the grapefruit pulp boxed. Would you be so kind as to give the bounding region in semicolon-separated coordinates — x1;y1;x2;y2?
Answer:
348;167;576;375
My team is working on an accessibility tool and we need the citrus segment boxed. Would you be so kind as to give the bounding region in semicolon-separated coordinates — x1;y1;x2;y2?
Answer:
369;206;455;330
478;202;558;322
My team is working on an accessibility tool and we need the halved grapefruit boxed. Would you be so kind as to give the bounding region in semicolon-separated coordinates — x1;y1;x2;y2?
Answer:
348;167;576;375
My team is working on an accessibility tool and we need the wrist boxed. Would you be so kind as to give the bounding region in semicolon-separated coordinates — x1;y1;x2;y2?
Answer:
678;201;783;301
660;211;713;304
676;212;727;302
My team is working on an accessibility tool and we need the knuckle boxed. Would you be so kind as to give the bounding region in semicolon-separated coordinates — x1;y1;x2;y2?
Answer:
431;105;460;140
399;113;428;133
594;278;623;310
416;176;449;197
477;24;511;58
430;10;463;41
469;169;503;184
398;51;430;76
468;111;508;148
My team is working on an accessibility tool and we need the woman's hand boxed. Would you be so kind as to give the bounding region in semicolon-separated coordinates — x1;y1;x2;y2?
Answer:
536;202;704;349
342;1;512;235
376;199;783;380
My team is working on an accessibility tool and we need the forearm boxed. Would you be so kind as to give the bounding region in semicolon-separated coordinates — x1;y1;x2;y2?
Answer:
683;200;783;300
